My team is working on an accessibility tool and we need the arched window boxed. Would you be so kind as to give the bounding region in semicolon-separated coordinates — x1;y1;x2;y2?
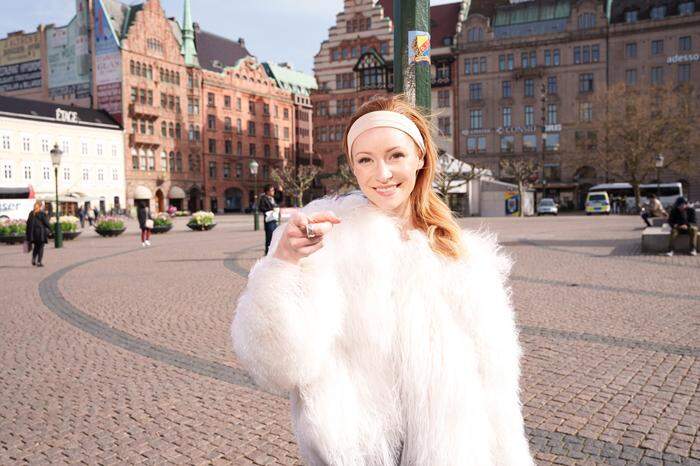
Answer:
354;51;386;90
175;123;181;139
188;154;194;171
176;152;183;173
188;124;195;141
130;60;135;75
577;13;596;29
131;148;138;170
160;151;167;172
161;121;167;137
147;65;153;80
138;148;147;171
147;149;155;171
135;62;141;76
168;122;174;138
467;27;484;42
169;151;175;173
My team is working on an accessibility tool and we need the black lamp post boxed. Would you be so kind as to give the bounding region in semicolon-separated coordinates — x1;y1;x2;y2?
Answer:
654;154;664;198
50;143;63;248
249;159;259;231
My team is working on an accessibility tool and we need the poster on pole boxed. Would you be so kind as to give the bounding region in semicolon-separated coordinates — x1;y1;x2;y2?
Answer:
408;30;431;67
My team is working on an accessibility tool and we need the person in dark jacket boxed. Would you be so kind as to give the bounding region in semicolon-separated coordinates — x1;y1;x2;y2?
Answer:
258;185;279;255
667;197;697;256
137;201;153;247
26;201;51;267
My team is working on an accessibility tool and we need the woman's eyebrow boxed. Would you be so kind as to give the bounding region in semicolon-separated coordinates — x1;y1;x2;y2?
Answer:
384;146;401;153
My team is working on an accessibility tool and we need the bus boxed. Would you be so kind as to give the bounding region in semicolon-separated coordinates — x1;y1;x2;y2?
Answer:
0;185;36;220
588;182;683;210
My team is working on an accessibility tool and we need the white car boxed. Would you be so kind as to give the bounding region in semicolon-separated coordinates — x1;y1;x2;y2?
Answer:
537;198;559;216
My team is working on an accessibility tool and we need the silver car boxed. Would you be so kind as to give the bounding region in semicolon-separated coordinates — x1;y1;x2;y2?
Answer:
537;198;559;216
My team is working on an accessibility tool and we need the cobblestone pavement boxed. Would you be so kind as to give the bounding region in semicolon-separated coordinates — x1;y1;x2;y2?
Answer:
0;214;698;465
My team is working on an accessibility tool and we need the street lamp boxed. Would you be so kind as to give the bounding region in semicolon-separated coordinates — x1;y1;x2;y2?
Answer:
50;143;63;248
654;154;664;198
249;159;259;231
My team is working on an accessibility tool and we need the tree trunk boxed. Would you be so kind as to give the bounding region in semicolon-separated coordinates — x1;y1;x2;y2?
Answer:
297;193;304;208
632;181;641;213
518;181;525;217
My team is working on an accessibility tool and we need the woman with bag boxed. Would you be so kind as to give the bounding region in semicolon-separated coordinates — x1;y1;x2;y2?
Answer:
137;201;153;247
258;184;280;255
231;96;534;465
25;201;51;267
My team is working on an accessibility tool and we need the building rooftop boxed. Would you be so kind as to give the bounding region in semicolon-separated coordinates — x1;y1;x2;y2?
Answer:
0;95;121;129
263;63;317;96
194;26;252;72
608;0;698;23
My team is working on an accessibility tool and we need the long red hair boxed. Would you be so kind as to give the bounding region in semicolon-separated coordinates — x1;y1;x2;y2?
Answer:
343;95;464;260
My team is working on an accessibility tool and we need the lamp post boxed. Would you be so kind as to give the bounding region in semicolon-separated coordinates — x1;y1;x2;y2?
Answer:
654;154;664;198
50;143;63;248
249;159;259;231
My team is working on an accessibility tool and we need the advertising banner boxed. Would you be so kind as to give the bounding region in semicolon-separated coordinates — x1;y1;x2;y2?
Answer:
0;31;42;91
94;0;122;120
47;12;91;96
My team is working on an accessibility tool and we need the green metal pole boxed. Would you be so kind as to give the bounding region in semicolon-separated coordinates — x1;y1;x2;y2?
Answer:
54;166;63;248
392;0;431;113
253;173;260;231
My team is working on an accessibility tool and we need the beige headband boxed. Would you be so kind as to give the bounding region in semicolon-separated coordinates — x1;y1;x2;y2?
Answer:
347;111;426;157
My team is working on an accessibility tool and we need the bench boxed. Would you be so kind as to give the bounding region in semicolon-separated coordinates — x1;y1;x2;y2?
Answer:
642;226;692;253
650;217;667;227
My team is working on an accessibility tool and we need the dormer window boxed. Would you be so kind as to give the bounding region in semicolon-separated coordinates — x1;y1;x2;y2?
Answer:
679;2;695;15
577;12;596;29
650;5;666;20
467;27;484;42
442;37;453;46
625;10;638;22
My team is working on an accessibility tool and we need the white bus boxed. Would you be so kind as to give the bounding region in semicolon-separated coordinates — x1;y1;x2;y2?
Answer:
589;182;683;210
0;185;36;220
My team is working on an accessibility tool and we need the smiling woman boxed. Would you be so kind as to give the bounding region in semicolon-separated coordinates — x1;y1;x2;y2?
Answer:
232;98;534;464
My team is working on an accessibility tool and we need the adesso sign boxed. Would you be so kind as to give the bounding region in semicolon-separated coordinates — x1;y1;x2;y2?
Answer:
666;54;700;64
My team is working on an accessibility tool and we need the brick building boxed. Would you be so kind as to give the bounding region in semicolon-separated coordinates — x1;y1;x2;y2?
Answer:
312;0;464;177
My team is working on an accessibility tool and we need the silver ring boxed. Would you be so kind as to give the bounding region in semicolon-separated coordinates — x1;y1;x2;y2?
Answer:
305;224;317;239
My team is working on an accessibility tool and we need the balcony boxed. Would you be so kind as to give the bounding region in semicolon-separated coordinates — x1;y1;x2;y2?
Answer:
513;66;544;80
129;133;162;147
129;102;159;119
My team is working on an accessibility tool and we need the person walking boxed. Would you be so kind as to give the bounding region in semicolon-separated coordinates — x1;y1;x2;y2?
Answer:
641;193;668;227
231;96;534;465
667;196;697;256
77;206;85;229
25;201;51;267
258;184;279;255
137;201;153;247
87;206;95;226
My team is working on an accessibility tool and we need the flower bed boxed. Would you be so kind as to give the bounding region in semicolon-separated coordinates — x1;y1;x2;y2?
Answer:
174;210;191;217
49;215;82;240
187;211;216;231
95;216;126;237
151;213;173;234
0;219;26;244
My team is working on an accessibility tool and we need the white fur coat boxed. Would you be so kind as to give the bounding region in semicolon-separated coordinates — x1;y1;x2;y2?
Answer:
231;194;534;466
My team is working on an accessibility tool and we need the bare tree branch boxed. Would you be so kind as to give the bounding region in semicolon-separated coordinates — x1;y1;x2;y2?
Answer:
271;165;321;207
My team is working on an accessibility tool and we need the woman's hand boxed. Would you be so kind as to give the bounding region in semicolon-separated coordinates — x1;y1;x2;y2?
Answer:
273;211;341;264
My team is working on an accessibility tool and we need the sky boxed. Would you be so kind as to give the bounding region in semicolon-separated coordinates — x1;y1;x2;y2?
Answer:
0;0;459;75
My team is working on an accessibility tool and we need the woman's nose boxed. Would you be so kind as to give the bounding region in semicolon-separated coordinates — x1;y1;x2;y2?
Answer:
375;162;392;182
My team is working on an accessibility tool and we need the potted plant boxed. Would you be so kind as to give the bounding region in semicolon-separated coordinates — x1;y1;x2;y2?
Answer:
49;215;82;240
0;219;26;244
151;213;173;234
174;210;191;217
187;210;216;231
95;215;126;237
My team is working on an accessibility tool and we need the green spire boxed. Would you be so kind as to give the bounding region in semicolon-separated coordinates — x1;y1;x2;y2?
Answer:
181;0;198;67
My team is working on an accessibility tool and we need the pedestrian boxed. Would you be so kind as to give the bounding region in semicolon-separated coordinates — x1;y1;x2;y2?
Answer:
87;206;95;226
258;184;279;255
666;196;697;256
641;193;667;227
231;96;534;465
77;206;85;229
137;201;153;247
25;201;51;267
93;206;99;220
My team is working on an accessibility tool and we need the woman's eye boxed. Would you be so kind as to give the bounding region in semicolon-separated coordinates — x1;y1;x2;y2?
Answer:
391;152;406;159
357;157;371;164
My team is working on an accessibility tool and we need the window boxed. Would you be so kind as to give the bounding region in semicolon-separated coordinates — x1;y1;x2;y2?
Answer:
2;162;12;179
500;135;514;153
651;66;664;85
41;138;49;153
524;106;534;126
247;120;257;137
579;73;594;92
679;36;692;52
224;117;232;131
678;63;691;82
479;57;487;74
469;83;482;100
625;69;637;86
98;168;105;181
112;167;119;180
467;27;483;42
625;10;638;23
237;141;242;156
650;6;666;20
553;49;560;66
523;134;537;152
524;79;534;97
522;52;529;69
236;98;242;111
544;164;561;181
160;151;167;172
545;133;560;151
651;40;664;55
207;93;215;107
547;104;558;125
544;50;551;66
437;117;451;136
467;136;486;153
469;110;483;129
225;139;232;155
625;43;637;59
507;54;514;70
1;134;10;150
592;45;599;62
464;58;471;76
499;55;506;71
437;90;450;108
208;139;216;154
574;47;581;64
176;152;182;172
19;135;29;153
248;100;256;114
224;95;231;108
209;162;217;179
208;115;216;130
579;102;593;122
96;143;103;156
502;107;512;127
283;108;289;120
43;166;50;180
236;163;242;179
578;13;596;29
223;163;230;179
236;118;243;134
63;167;71;181
547;76;557;94
61;140;69;155
264;144;270;158
249;144;256;157
502;81;512;98
23;164;31;180
168;152;175;173
284;127;290;140
679;2;695;15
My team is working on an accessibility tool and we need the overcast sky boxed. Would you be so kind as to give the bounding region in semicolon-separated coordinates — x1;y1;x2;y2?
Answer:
0;0;458;74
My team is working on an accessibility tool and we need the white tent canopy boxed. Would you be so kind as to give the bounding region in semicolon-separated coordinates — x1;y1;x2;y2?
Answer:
133;186;152;200
168;186;186;199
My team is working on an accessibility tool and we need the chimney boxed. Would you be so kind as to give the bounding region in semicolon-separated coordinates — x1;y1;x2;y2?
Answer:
238;37;245;48
193;21;201;32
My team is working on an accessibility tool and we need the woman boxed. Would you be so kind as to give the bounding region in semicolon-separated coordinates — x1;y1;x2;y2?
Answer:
26;201;51;267
137;201;152;247
232;96;533;465
258;184;279;255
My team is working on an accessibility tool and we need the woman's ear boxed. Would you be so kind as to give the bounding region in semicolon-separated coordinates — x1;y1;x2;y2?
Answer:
417;157;425;170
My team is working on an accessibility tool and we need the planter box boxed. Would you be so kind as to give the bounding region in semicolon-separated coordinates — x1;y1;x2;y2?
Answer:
96;227;126;237
187;222;216;231
151;224;173;234
63;230;82;240
0;235;25;245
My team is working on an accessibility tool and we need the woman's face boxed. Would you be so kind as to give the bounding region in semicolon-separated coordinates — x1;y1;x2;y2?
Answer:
351;126;424;217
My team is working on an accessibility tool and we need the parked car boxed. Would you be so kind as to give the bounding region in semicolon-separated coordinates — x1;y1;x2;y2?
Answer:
585;191;611;215
537;198;559;216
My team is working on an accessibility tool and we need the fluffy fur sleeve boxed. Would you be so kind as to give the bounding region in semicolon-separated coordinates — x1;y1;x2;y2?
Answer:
460;231;534;466
231;199;347;395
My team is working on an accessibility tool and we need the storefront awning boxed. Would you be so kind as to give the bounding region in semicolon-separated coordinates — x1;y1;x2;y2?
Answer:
168;186;186;199
133;186;152;200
